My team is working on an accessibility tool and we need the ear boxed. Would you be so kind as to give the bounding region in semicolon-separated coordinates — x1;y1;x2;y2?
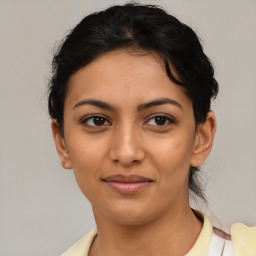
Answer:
190;111;216;167
51;120;73;169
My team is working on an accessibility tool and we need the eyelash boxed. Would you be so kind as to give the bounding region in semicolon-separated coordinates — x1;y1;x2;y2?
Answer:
81;115;111;128
145;115;175;127
81;114;175;128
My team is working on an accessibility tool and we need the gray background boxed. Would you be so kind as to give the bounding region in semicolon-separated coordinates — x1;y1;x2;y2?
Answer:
0;0;255;255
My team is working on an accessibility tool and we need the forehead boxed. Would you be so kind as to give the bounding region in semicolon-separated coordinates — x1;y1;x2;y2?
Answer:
66;49;191;111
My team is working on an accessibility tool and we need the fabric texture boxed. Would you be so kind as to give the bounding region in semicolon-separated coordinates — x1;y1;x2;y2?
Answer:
60;213;255;256
61;228;97;256
231;223;256;256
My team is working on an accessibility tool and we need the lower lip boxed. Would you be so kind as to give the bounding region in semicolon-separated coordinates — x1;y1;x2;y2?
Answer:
104;181;152;195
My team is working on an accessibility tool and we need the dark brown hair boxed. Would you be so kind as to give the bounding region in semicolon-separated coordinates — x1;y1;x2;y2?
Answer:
48;3;218;201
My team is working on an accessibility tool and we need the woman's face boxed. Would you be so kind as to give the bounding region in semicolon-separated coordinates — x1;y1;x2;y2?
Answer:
53;49;214;225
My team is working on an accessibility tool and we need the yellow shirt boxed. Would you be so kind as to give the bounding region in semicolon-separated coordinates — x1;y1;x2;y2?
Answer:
61;214;256;256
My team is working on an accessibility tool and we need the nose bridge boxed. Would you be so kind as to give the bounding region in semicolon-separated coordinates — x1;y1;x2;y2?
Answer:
109;120;144;166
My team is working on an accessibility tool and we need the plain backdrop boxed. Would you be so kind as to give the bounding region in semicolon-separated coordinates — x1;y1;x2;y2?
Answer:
0;0;255;255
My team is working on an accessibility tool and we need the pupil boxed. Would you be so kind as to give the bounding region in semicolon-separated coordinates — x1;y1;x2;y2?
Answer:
155;116;166;125
93;117;105;126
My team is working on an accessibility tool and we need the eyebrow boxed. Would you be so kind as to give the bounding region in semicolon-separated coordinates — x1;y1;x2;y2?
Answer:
137;98;183;112
73;99;115;111
73;98;183;112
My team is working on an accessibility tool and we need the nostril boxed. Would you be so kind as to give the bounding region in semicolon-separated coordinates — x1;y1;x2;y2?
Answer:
109;149;145;167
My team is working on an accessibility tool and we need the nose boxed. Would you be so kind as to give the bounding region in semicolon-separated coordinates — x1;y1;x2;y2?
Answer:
108;124;145;167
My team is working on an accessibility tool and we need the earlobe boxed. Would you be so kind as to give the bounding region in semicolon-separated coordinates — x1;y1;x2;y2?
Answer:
190;112;216;167
51;120;73;170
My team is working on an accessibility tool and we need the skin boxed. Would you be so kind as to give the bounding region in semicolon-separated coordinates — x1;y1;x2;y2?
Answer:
52;49;216;256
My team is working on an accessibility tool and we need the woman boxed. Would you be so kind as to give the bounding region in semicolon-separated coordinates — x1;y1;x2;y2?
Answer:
48;3;255;256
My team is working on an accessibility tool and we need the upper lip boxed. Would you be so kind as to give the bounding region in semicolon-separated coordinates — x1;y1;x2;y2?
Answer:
102;174;153;183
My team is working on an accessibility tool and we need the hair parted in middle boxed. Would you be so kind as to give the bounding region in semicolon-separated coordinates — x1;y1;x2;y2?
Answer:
48;3;219;201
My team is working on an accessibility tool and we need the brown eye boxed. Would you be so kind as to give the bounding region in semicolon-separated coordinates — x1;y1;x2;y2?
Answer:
93;116;106;126
155;116;167;126
146;115;174;127
82;115;111;127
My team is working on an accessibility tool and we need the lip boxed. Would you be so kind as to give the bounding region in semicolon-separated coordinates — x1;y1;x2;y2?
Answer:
102;175;153;195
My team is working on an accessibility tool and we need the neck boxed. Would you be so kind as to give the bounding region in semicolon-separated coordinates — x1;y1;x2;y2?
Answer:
90;204;203;256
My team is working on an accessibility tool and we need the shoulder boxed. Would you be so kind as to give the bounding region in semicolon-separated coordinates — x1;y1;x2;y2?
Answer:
61;227;97;256
194;211;256;256
209;222;256;256
231;223;256;255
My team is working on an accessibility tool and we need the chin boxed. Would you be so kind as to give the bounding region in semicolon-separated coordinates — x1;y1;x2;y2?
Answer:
99;199;158;226
111;212;154;226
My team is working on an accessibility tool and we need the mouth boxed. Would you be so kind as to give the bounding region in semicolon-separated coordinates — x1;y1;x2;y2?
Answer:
102;175;153;195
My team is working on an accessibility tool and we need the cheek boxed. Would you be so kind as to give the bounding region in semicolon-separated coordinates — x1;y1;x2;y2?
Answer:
148;129;195;172
65;135;108;194
154;138;194;200
146;128;196;196
67;131;107;166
